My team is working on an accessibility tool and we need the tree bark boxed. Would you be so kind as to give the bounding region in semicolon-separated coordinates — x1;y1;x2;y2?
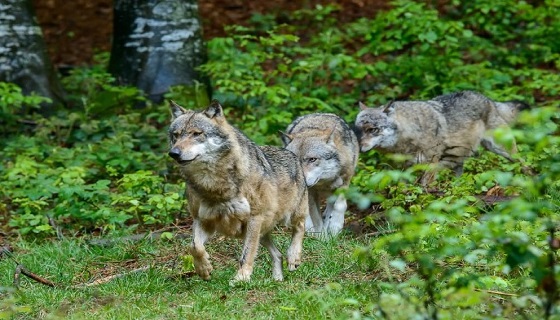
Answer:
0;0;65;110
108;0;209;104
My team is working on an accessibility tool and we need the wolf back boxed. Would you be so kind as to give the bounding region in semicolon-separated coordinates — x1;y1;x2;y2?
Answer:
282;113;359;235
168;100;309;282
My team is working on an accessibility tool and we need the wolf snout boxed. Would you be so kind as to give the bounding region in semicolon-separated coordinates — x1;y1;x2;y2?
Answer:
168;147;182;160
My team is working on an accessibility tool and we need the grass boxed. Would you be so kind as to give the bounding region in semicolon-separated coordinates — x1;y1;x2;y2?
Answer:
0;231;380;319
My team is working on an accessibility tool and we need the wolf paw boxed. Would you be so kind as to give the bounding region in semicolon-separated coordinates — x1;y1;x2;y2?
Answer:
232;270;252;282
272;273;284;281
287;258;301;272
195;262;213;280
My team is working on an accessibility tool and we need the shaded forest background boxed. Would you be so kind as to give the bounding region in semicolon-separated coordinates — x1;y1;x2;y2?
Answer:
33;0;391;68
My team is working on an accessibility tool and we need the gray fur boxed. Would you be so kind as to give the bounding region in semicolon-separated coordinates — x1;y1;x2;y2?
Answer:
283;113;359;235
355;91;528;184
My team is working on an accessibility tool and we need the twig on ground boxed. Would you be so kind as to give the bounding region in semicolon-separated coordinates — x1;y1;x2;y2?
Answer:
474;288;518;297
72;266;151;288
2;240;156;290
362;229;397;238
13;264;57;288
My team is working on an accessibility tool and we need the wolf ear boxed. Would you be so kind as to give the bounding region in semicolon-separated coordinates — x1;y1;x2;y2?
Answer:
358;101;369;111
326;125;337;145
279;131;294;145
204;99;224;119
382;100;395;114
169;100;188;120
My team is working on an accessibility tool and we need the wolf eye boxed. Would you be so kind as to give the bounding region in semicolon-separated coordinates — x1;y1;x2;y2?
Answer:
307;157;318;164
172;132;180;139
365;127;379;134
191;131;203;137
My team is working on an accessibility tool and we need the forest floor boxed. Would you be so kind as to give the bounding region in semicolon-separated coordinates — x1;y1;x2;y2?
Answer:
33;0;390;68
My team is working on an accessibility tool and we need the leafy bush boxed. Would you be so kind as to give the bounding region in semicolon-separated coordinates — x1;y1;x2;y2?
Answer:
0;82;51;132
0;58;182;235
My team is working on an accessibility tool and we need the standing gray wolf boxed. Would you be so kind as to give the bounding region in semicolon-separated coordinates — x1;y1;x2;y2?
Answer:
282;113;359;235
354;91;529;184
168;100;309;282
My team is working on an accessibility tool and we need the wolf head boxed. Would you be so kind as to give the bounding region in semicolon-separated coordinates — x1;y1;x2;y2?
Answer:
283;129;341;188
168;100;231;165
354;101;399;152
495;100;531;124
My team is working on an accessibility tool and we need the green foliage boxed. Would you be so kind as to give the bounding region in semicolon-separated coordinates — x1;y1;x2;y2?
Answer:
61;53;145;117
200;4;367;144
164;82;211;110
1;0;559;318
1;54;181;236
0;82;51;130
0;287;30;319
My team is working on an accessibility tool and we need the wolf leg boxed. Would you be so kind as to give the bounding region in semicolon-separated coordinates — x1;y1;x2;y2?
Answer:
481;137;514;162
234;217;263;282
261;233;284;281
323;194;347;235
306;191;323;234
190;219;214;280
287;212;305;272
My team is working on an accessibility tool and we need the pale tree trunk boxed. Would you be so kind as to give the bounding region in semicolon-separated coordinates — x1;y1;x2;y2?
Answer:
0;0;65;110
108;0;209;104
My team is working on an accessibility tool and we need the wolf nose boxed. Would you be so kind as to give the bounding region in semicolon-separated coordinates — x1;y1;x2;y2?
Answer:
168;147;181;160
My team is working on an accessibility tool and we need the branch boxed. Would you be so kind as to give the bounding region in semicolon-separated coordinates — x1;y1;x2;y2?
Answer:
474;288;518;297
13;264;57;288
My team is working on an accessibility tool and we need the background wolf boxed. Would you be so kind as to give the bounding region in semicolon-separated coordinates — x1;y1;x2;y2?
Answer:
282;113;359;235
168;100;309;282
354;91;529;183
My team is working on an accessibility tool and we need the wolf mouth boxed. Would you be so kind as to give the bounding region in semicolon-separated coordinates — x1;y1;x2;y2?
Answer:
177;155;198;165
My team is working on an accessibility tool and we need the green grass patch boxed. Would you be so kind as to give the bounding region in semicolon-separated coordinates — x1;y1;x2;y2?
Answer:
1;233;381;319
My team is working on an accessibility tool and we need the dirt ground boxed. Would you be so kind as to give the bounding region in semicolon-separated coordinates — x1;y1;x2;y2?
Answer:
32;0;390;67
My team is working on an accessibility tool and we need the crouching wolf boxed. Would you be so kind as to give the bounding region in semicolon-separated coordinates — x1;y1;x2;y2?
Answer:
168;100;309;282
282;113;359;235
354;91;529;184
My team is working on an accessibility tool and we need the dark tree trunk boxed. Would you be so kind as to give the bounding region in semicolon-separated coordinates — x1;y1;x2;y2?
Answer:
108;0;209;104
0;0;65;111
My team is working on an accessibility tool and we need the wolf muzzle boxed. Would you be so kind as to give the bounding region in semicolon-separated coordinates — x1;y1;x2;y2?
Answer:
168;147;181;160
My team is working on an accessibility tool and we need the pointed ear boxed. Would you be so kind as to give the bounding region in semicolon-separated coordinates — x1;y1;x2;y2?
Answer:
383;100;395;114
204;99;224;119
326;125;337;145
169;100;188;120
359;101;369;111
279;130;294;145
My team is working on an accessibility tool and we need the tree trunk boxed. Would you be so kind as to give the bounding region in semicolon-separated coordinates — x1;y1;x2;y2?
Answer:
0;0;65;110
108;0;209;104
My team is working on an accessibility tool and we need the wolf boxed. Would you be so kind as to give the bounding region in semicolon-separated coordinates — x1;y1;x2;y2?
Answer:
282;113;359;235
168;100;309;282
354;91;529;184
